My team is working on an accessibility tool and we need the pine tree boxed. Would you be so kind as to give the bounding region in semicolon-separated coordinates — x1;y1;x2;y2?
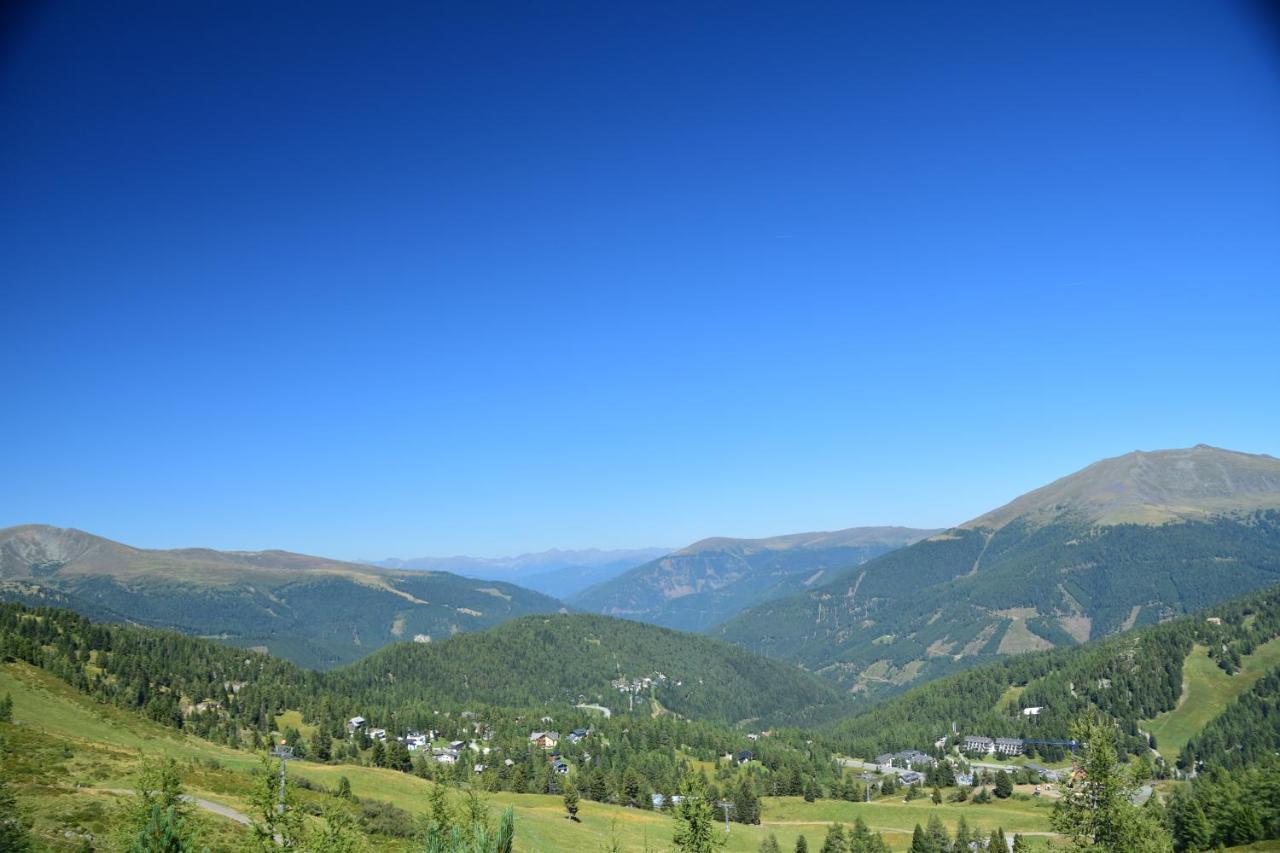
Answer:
0;693;12;723
1050;713;1171;852
132;805;195;853
820;822;847;853
735;778;760;825
1170;788;1210;852
672;775;725;853
759;835;782;853
794;835;809;853
908;824;933;853
335;775;352;799
931;786;942;805
994;771;1013;799
563;777;580;822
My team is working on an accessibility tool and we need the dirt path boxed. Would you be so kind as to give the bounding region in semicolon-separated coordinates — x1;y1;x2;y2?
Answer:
96;788;251;825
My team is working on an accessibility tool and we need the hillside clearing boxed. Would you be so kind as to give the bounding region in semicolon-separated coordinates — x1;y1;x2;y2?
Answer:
1142;635;1280;764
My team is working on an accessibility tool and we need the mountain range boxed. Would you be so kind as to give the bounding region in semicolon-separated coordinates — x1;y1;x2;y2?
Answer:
369;547;670;598
715;444;1280;699
570;526;937;631
0;524;562;669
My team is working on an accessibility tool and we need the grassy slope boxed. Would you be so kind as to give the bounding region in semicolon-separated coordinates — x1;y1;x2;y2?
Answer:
0;662;1059;851
1142;635;1280;764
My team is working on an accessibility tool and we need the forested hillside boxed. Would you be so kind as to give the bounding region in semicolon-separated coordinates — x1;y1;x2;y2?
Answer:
572;526;935;632
717;446;1280;700
0;525;563;668
820;583;1280;767
330;613;853;727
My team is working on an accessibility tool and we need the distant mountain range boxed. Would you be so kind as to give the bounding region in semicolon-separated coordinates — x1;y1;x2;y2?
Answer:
715;445;1280;700
369;547;670;598
0;525;563;668
570;527;938;631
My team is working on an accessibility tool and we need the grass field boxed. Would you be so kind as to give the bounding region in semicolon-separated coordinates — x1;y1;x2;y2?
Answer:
0;662;1062;851
1142;635;1280;764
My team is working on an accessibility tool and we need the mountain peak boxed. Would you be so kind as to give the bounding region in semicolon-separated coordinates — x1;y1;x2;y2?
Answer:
963;444;1280;529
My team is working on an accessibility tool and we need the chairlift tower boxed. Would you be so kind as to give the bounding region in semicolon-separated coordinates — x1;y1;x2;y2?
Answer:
716;800;734;834
271;742;294;815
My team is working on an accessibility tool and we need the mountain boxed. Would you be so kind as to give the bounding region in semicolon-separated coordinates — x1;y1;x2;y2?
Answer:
329;612;852;727
371;546;669;598
715;445;1280;699
569;526;938;632
821;580;1280;766
0;524;563;668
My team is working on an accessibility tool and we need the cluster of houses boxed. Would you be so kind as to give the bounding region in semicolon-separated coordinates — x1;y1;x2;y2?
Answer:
346;716;493;770
610;672;674;694
528;728;589;775
962;735;1026;756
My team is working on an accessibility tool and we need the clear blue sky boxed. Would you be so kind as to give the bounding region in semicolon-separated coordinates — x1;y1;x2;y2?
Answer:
3;1;1279;559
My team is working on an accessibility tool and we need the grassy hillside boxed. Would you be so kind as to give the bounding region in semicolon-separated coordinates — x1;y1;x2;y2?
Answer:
571;527;936;632
0;662;1060;851
331;613;853;727
1142;637;1280;764
716;447;1280;700
0;525;563;668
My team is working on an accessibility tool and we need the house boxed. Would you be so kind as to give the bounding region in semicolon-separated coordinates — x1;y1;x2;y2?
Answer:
963;736;995;755
734;750;755;764
551;759;569;775
503;758;515;767
955;773;974;787
404;733;429;751
567;728;589;744
746;733;760;742
432;749;460;764
529;731;559;749
899;771;924;786
448;740;465;751
185;700;222;717
994;737;1025;756
875;753;895;770
369;728;388;742
473;763;486;774
1021;706;1044;717
347;716;367;732
651;793;667;809
894;750;936;767
1206;617;1223;625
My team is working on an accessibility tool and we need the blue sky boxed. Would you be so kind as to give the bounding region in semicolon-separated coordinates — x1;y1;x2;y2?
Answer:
3;1;1279;558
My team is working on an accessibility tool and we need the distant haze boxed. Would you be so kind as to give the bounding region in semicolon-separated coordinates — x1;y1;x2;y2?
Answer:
369;548;671;599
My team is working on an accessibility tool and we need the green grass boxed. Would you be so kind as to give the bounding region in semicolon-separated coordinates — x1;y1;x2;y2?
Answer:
0;662;1060;851
1142;635;1280;764
274;709;318;741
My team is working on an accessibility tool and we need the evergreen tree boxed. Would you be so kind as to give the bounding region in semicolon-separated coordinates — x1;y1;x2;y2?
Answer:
563;777;580;822
131;805;195;853
735;778;761;825
819;822;846;853
672;775;725;853
335;775;352;800
0;693;12;723
794;835;809;853
1050;713;1171;852
925;814;949;851
993;771;1013;799
931;786;942;805
759;835;782;853
908;824;934;853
